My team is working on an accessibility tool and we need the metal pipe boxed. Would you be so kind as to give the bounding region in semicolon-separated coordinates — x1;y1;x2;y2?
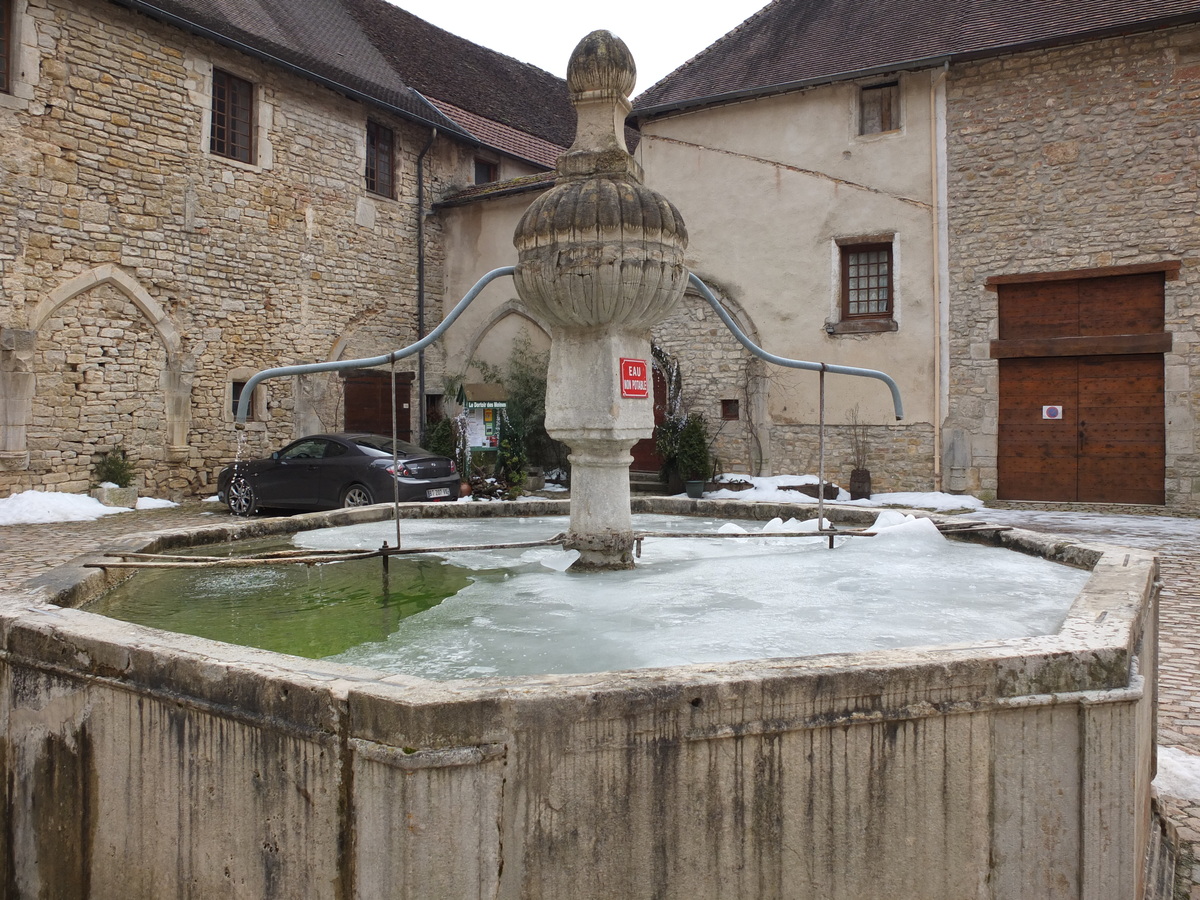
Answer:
236;268;903;426
416;127;438;447
235;266;515;423
687;273;904;419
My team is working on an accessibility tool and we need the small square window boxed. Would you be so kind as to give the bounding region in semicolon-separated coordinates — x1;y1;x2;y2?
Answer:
841;243;893;319
211;68;255;163
859;82;899;135
0;0;11;95
721;399;739;421
231;381;255;419
366;120;394;197
474;158;498;185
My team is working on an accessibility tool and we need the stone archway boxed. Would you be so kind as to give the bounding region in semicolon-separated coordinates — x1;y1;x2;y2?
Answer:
6;265;194;493
651;281;772;475
462;300;552;372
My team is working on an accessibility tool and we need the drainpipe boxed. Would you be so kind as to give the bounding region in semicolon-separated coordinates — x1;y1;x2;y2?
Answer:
930;63;950;490
416;128;437;447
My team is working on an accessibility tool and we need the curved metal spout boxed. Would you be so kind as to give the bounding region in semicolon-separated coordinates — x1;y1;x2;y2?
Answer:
234;265;903;425
235;266;515;424
687;273;904;420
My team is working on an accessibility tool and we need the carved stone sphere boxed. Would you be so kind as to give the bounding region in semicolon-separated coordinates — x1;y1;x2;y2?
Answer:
513;176;688;330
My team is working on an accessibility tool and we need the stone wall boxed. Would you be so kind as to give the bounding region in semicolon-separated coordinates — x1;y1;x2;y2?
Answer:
0;0;475;498
653;289;934;489
944;24;1200;509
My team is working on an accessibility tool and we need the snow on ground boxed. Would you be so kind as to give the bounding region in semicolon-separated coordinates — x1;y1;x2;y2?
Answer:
0;490;177;525
701;474;985;512
1155;746;1200;800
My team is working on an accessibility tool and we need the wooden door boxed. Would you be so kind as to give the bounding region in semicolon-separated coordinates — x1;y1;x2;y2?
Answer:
993;272;1166;504
343;371;413;441
997;355;1164;504
630;364;669;472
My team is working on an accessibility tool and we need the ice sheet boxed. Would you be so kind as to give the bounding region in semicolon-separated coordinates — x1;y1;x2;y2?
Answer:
297;514;1087;681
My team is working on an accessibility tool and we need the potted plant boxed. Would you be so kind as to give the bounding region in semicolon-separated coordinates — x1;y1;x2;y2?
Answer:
90;448;138;508
657;412;713;499
848;406;872;500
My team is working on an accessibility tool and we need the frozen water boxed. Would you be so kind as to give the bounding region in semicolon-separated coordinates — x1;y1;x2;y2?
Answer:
295;513;1088;681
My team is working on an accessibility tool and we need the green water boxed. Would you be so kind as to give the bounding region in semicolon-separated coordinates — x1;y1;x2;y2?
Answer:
87;541;474;658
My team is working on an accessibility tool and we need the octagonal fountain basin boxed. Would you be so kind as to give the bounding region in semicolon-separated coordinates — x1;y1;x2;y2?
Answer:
0;497;1158;900
87;510;1089;680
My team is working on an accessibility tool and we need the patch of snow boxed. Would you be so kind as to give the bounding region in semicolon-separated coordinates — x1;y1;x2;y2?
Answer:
1155;746;1200;800
704;475;983;511
0;490;129;525
135;497;177;510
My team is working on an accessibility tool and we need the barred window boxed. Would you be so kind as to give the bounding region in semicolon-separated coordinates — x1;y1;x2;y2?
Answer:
859;82;899;135
210;68;254;163
841;243;893;318
0;0;12;95
366;120;394;197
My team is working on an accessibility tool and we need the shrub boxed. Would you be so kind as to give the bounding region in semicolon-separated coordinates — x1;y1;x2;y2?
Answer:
94;448;136;488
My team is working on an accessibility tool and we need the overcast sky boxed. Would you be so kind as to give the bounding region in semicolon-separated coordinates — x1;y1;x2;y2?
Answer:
386;0;769;96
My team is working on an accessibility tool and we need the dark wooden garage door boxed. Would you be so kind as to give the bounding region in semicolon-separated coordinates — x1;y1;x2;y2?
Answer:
992;271;1169;505
343;371;412;441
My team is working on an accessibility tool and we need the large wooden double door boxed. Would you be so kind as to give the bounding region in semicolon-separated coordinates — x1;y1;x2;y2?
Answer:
993;270;1170;505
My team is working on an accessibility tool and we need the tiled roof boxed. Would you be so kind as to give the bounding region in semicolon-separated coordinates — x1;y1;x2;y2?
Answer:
115;0;573;156
427;99;564;169
634;0;1200;116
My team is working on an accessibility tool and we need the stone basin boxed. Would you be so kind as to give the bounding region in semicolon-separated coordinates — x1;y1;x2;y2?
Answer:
0;497;1158;899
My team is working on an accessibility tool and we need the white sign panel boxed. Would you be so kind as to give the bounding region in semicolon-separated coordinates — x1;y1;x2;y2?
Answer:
1042;405;1064;420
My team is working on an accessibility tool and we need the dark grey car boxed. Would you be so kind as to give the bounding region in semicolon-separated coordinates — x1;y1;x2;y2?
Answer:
217;433;459;516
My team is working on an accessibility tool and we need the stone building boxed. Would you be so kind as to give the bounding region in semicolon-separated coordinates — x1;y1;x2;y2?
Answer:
612;0;1200;507
0;0;571;499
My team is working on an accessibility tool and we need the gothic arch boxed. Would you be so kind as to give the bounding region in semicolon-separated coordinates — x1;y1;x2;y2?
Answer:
26;265;192;460
31;264;182;358
462;300;551;369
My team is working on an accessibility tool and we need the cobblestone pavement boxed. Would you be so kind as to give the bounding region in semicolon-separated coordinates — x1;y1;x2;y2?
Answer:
0;499;234;591
1;500;1199;889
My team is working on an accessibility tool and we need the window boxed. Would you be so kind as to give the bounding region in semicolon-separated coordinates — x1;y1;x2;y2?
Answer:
0;0;11;94
721;399;740;421
210;68;254;163
231;381;253;418
366;120;394;197
841;243;893;319
474;158;498;185
859;82;899;135
229;375;266;422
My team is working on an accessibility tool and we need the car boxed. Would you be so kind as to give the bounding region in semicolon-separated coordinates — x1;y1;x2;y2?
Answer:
217;433;459;516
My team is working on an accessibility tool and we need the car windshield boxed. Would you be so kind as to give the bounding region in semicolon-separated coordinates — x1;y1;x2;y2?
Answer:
352;436;427;458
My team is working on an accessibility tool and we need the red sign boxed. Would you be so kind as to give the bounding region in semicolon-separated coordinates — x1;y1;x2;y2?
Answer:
620;358;649;398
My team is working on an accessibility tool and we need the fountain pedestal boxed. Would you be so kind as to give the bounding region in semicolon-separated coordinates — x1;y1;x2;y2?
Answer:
513;31;689;569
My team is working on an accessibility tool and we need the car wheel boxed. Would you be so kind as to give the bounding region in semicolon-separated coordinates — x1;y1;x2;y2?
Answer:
341;484;374;508
226;476;258;516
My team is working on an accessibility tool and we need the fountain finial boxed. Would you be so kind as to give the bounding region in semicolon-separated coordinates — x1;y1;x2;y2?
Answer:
557;30;639;180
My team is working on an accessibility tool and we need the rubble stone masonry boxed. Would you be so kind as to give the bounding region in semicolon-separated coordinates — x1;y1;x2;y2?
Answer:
0;0;457;498
945;23;1200;510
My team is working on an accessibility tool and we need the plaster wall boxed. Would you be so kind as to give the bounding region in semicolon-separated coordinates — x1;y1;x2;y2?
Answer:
438;192;552;380
944;23;1200;509
0;0;483;499
0;500;1159;899
635;73;942;485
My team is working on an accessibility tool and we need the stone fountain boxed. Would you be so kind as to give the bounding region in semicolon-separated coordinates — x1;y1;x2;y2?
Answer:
0;32;1160;900
513;30;688;569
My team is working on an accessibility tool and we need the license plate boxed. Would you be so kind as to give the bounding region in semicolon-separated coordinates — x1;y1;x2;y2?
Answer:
426;487;451;499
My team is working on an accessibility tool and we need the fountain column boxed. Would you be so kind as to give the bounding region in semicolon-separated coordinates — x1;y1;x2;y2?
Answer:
513;31;689;569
